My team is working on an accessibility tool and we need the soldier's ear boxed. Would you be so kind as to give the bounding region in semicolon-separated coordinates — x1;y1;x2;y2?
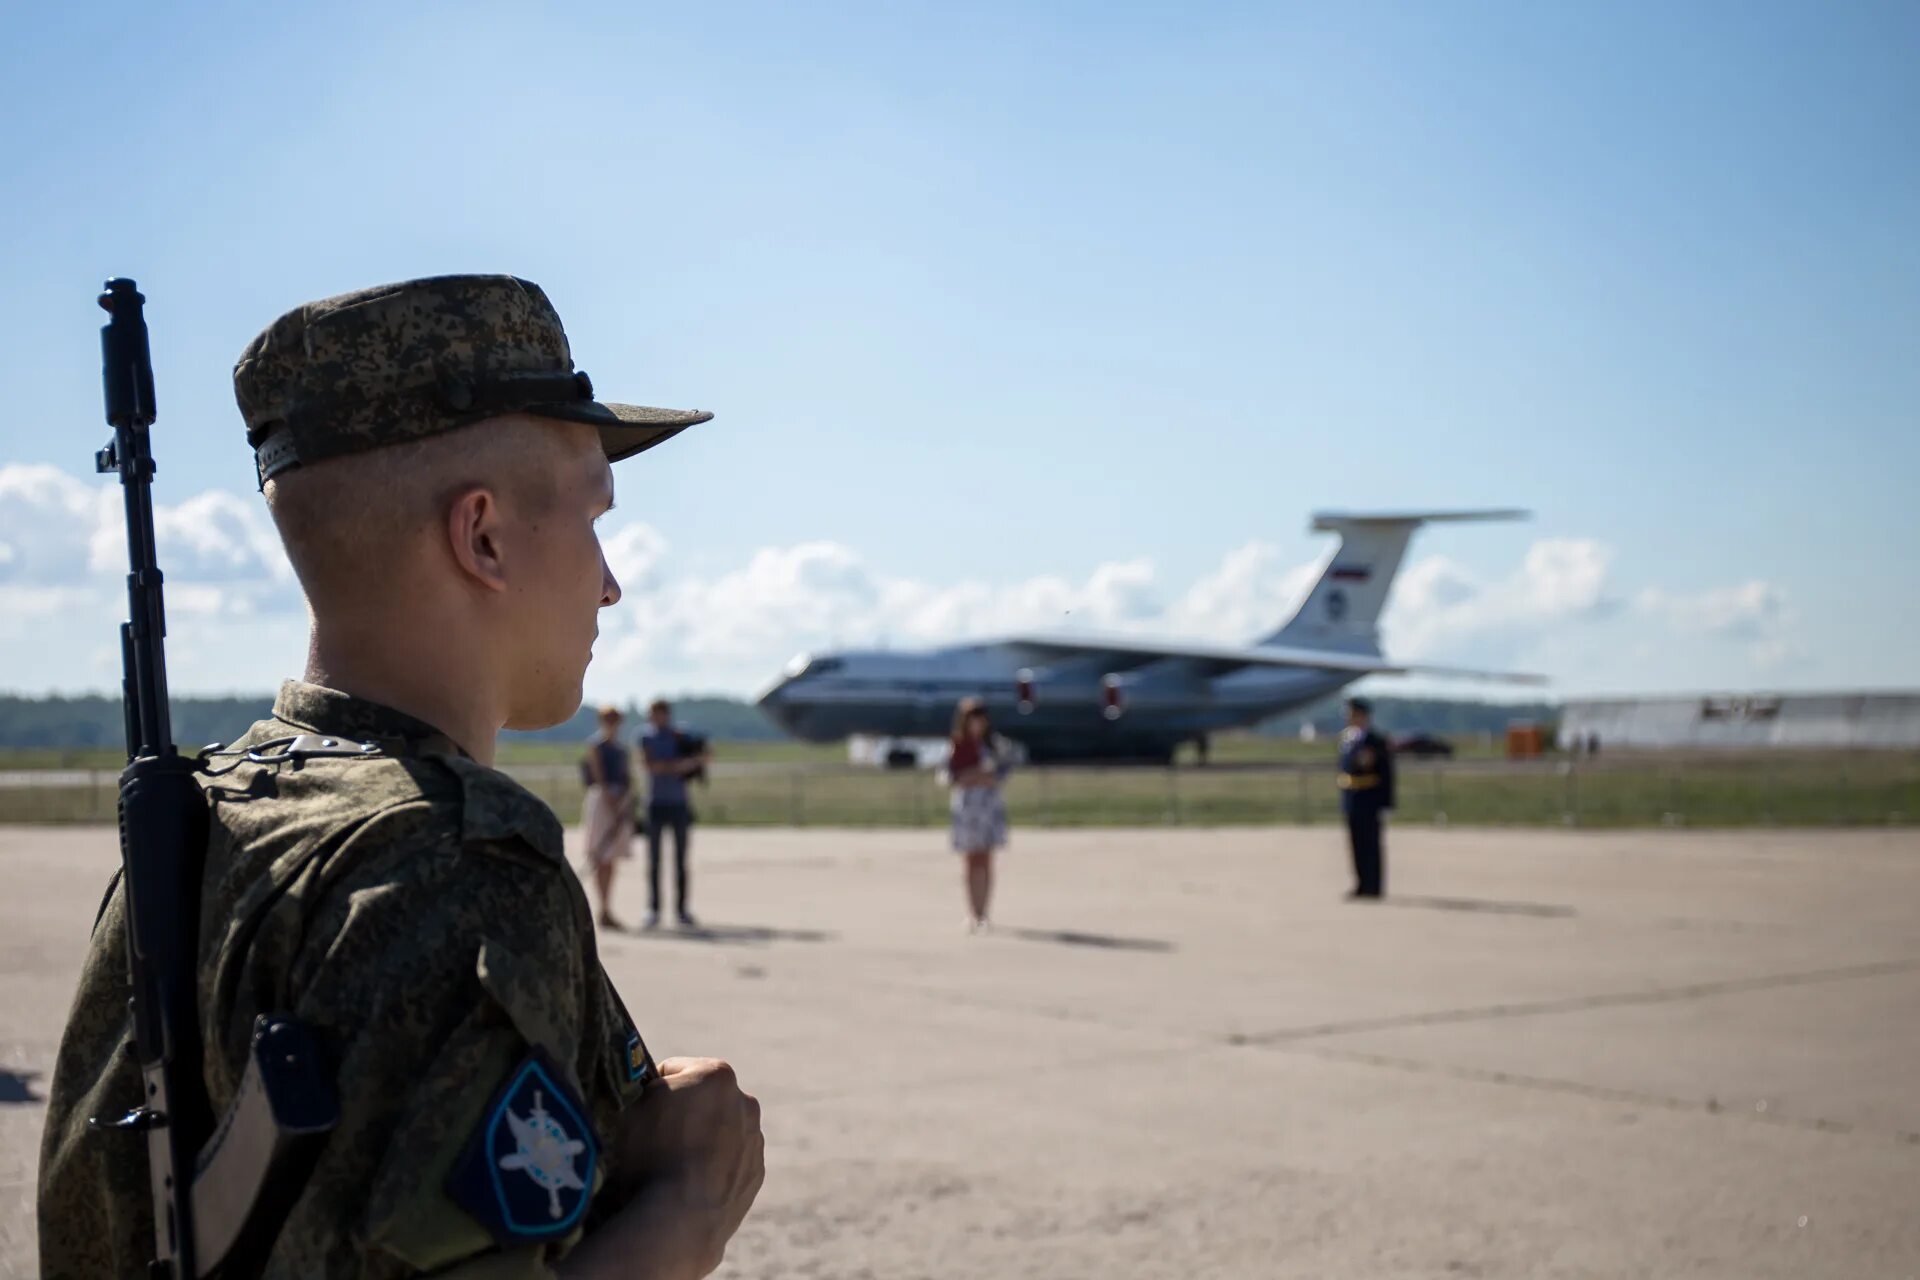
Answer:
445;486;510;593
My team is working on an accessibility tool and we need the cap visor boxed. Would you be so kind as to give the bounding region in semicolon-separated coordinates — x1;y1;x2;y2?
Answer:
526;400;712;462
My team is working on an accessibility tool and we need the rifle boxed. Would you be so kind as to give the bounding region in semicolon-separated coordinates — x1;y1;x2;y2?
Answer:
92;279;337;1278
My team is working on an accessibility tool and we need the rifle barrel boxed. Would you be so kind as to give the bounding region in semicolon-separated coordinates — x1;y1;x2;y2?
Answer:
99;280;172;759
97;277;205;1280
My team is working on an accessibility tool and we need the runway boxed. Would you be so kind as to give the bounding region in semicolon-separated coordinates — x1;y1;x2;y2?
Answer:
2;824;1916;1277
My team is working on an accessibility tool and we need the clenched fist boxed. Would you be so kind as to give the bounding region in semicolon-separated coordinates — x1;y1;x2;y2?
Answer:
570;1057;765;1279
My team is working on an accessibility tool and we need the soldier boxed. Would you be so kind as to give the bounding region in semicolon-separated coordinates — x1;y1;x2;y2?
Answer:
39;275;764;1277
1336;695;1395;899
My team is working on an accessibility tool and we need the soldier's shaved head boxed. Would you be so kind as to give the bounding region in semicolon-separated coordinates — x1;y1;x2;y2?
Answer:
264;412;574;607
264;410;621;745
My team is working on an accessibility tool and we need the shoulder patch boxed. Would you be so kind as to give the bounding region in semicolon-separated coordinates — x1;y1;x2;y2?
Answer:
447;1047;598;1245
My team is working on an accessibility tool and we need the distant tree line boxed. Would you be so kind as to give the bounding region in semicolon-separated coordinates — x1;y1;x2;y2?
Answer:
0;693;787;749
0;695;276;750
0;691;1554;750
510;696;788;745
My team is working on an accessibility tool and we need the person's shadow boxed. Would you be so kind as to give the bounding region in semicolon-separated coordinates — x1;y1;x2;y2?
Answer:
1385;895;1574;919
0;1067;42;1104
998;926;1176;953
623;923;838;947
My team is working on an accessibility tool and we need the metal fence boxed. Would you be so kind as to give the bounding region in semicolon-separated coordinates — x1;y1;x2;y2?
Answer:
4;754;1916;829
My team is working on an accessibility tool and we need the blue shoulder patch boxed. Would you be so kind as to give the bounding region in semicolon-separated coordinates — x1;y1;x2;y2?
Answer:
447;1047;598;1245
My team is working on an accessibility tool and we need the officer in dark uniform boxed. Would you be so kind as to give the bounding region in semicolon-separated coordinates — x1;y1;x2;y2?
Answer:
1336;696;1395;899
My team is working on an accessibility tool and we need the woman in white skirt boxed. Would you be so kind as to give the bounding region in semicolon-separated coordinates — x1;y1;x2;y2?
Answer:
580;705;635;929
947;697;1009;931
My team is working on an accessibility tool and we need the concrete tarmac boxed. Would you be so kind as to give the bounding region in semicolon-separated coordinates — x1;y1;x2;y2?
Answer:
3;824;1916;1278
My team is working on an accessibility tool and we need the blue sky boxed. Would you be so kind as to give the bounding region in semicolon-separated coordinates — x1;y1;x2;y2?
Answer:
1;1;1915;700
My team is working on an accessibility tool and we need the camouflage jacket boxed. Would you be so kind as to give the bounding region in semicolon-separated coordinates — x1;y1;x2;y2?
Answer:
39;682;653;1278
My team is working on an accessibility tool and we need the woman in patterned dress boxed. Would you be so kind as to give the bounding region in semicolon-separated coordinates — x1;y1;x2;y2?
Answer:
947;697;1009;931
579;704;635;929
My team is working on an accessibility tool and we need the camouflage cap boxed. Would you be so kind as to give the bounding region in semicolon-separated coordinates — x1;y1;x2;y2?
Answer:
234;274;710;486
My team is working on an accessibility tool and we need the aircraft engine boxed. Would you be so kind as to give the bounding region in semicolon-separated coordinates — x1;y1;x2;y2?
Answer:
1016;668;1036;715
1102;673;1124;721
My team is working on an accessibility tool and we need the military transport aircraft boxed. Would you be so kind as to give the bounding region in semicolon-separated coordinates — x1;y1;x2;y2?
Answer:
757;510;1543;762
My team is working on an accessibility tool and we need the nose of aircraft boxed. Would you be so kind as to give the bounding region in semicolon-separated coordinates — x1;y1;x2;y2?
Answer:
756;678;801;732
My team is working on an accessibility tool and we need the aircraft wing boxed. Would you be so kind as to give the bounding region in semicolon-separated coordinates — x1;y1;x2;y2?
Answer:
1002;632;1547;685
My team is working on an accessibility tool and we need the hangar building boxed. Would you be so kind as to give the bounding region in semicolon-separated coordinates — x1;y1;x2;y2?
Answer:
1558;691;1920;751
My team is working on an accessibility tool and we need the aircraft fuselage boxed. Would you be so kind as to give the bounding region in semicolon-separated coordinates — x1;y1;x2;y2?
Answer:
758;643;1352;762
754;510;1536;762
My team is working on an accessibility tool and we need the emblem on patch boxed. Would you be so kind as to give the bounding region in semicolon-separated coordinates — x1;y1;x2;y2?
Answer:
447;1048;598;1243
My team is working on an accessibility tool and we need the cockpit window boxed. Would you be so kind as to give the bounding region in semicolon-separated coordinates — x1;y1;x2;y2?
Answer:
784;654;845;680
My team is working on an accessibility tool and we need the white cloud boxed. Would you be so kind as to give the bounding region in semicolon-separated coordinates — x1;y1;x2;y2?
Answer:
0;462;1819;696
1377;542;1806;682
1636;581;1801;670
596;539;1192;691
1382;537;1617;660
1;464;290;602
0;465;302;688
590;532;1632;695
0;464;116;585
152;491;293;587
0;584;99;634
1636;581;1787;639
1162;542;1321;641
602;522;669;594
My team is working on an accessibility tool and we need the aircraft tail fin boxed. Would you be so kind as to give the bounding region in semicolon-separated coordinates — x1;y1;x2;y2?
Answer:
1263;509;1528;654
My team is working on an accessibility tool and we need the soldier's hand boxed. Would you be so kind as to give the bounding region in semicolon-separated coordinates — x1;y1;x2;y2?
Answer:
590;1057;764;1276
635;1056;763;1180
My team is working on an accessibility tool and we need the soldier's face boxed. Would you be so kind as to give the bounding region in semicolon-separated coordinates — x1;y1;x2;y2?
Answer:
501;423;620;729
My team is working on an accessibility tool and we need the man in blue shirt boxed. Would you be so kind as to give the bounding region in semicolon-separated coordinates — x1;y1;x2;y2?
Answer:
1336;696;1395;899
641;699;710;928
